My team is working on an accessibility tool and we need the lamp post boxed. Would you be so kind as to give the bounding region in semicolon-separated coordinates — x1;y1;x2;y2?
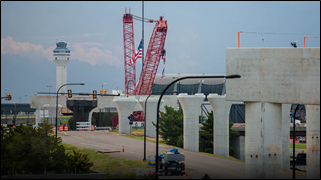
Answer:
143;90;176;162
154;74;241;178
47;86;52;94
56;83;84;138
304;36;312;48
25;95;27;103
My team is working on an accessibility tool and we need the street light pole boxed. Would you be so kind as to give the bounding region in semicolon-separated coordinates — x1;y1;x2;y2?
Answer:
143;91;176;162
154;74;241;178
56;83;84;138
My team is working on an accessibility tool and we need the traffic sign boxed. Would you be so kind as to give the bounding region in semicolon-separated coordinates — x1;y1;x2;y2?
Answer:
129;122;133;125
128;114;134;121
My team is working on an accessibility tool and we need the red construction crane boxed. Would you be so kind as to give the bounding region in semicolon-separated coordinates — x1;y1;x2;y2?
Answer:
134;16;168;95
123;9;168;122
123;9;167;96
123;8;136;95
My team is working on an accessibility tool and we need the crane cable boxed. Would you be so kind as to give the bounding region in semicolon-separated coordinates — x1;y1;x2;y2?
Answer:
132;14;155;23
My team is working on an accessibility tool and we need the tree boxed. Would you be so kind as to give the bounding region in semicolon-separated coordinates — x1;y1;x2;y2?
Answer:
199;111;214;154
199;112;239;156
68;116;74;130
1;124;93;175
229;122;238;155
153;106;183;147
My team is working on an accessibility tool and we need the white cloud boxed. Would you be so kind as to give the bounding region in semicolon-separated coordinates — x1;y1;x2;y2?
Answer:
1;36;54;61
1;36;122;67
70;44;122;66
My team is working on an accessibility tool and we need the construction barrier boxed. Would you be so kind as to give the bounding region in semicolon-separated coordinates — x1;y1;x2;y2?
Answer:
64;125;68;131
52;126;56;131
59;125;63;132
91;125;94;131
76;122;91;131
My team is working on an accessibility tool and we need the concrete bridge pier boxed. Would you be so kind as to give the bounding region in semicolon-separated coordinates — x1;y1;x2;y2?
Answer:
43;104;59;125
306;105;320;179
177;93;205;152
35;109;41;125
139;96;163;138
245;102;282;179
113;95;138;134
282;104;292;171
207;94;233;158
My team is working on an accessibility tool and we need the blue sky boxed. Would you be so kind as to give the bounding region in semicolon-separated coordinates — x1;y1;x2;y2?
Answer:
1;1;320;103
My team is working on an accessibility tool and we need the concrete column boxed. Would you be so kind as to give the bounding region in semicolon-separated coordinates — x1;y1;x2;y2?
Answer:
113;95;138;134
139;96;163;138
35;109;40;125
306;105;320;179
177;93;205;152
44;104;61;125
88;110;94;125
245;102;282;179
207;94;233;158
282;104;292;171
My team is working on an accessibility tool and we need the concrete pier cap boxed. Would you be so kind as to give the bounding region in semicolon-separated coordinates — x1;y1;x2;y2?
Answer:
139;96;164;138
207;93;233;158
177;93;205;152
113;95;138;134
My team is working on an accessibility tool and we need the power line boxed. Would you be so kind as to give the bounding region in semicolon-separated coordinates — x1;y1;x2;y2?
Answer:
240;31;320;35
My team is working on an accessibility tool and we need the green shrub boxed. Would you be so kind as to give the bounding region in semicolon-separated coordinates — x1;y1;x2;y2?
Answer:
65;150;93;173
1;124;93;175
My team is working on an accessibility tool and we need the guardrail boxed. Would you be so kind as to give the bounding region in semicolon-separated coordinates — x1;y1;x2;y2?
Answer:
76;122;90;131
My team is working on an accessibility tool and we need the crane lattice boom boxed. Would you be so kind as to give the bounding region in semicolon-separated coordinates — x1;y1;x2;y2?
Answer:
123;8;136;95
134;16;168;95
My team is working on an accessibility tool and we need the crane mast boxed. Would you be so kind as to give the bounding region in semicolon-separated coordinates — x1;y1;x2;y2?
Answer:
134;16;168;95
123;8;136;95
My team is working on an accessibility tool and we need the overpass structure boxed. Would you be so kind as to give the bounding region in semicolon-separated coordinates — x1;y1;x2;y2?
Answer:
226;47;320;179
29;47;319;179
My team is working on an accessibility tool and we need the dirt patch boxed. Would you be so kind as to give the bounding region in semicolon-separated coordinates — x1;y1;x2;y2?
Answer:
132;132;144;136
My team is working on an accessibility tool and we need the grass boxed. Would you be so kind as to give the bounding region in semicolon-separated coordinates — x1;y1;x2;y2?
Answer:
132;128;144;132
62;143;153;174
290;143;306;149
122;134;244;162
199;151;245;163
123;134;169;146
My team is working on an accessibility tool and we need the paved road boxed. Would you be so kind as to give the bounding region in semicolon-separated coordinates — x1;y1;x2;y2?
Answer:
60;131;306;179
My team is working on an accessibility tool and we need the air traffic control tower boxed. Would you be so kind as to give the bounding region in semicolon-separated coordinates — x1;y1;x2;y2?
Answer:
53;40;70;94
